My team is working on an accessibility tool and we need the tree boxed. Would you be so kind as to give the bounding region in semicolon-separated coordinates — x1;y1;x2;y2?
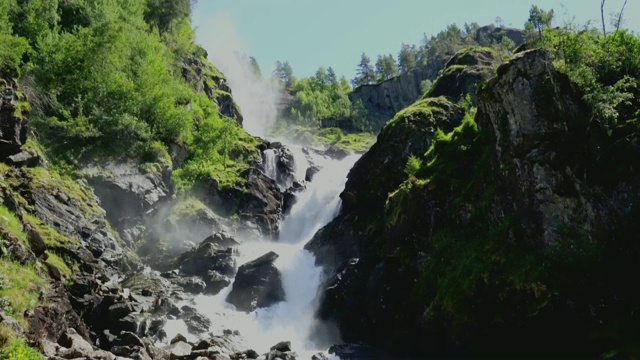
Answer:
398;43;418;73
144;0;191;32
351;52;376;88
273;60;294;88
326;66;337;85
527;5;554;38
375;54;399;81
464;22;480;39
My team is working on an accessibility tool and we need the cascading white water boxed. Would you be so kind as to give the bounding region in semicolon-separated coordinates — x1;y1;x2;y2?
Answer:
165;149;359;357
262;149;278;181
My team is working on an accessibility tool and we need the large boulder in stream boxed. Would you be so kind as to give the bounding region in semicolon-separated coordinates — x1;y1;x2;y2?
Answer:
226;251;285;312
177;241;236;277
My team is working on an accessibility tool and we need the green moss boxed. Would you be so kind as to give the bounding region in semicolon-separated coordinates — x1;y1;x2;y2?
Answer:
172;116;262;191
419;226;549;333
0;205;26;244
390;97;453;125
168;196;209;222
23;213;78;248
45;252;75;278
270;124;375;153
442;64;467;76
0;258;49;328
20;167;103;218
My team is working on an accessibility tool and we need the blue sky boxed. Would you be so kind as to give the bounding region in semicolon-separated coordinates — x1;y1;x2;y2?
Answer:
192;0;639;81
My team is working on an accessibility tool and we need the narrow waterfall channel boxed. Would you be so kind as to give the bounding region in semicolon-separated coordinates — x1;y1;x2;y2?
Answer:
165;142;359;357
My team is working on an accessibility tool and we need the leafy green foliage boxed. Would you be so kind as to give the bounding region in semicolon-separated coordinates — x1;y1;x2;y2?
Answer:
0;337;43;360
526;5;554;39
143;0;191;33
540;24;640;185
284;66;368;130
172;116;260;190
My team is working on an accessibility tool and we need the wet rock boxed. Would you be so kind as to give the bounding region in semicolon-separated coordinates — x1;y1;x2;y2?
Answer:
270;341;292;352
328;344;382;359
166;340;193;360
170;333;188;344
178;242;236;277
201;231;239;248
311;352;329;360
199;165;284;237
244;349;260;359
179;306;212;335
324;145;348;160
265;349;297;360
305;165;321;182
226;251;285;312
123;267;179;298
174;276;207;294
84;161;170;243
203;271;231;295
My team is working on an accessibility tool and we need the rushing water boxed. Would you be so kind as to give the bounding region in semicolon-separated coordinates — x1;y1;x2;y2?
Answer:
165;145;359;357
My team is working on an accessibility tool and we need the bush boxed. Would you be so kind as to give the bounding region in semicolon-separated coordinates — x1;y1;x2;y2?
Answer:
0;338;43;360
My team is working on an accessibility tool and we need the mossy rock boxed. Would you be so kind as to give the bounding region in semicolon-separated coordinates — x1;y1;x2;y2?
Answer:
342;97;465;217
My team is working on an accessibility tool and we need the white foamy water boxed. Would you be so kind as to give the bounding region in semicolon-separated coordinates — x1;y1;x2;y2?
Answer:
165;151;360;357
262;149;278;181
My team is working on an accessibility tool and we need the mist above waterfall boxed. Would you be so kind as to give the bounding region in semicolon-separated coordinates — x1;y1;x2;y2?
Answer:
195;12;281;138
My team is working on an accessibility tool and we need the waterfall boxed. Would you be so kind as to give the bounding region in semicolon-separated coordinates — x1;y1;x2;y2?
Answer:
165;148;359;357
262;149;278;181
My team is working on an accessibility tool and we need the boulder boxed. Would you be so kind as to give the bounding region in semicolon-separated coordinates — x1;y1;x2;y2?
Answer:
84;161;170;244
226;252;285;312
428;47;497;105
178;242;236;277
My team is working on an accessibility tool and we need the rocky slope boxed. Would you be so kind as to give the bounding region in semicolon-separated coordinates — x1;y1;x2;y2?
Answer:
0;47;301;357
307;48;640;357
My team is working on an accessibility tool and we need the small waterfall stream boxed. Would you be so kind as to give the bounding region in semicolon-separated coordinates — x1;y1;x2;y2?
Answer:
165;144;359;357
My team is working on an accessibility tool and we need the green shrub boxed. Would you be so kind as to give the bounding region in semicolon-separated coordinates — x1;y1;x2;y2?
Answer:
0;338;43;360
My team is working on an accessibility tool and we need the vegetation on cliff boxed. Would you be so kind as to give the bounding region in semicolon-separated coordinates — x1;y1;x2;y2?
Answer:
1;0;256;190
324;9;640;356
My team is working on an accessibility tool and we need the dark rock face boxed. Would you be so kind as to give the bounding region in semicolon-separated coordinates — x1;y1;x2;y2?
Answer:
84;161;170;245
306;97;464;269
226;252;285;312
178;242;236;277
475;25;525;48
349;65;442;130
0;78;29;162
200;165;284;237
263;141;297;190
476;49;591;248
309;48;640;357
428;47;497;104
182;52;243;125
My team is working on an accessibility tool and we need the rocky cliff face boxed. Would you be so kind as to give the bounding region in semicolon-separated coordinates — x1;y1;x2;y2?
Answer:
182;49;244;125
348;65;441;129
307;49;640;357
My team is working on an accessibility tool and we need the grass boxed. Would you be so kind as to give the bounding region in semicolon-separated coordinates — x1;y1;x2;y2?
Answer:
22;213;78;249
0;258;48;328
168;197;210;222
270;123;375;153
0;336;43;359
45;252;75;278
0;206;26;245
